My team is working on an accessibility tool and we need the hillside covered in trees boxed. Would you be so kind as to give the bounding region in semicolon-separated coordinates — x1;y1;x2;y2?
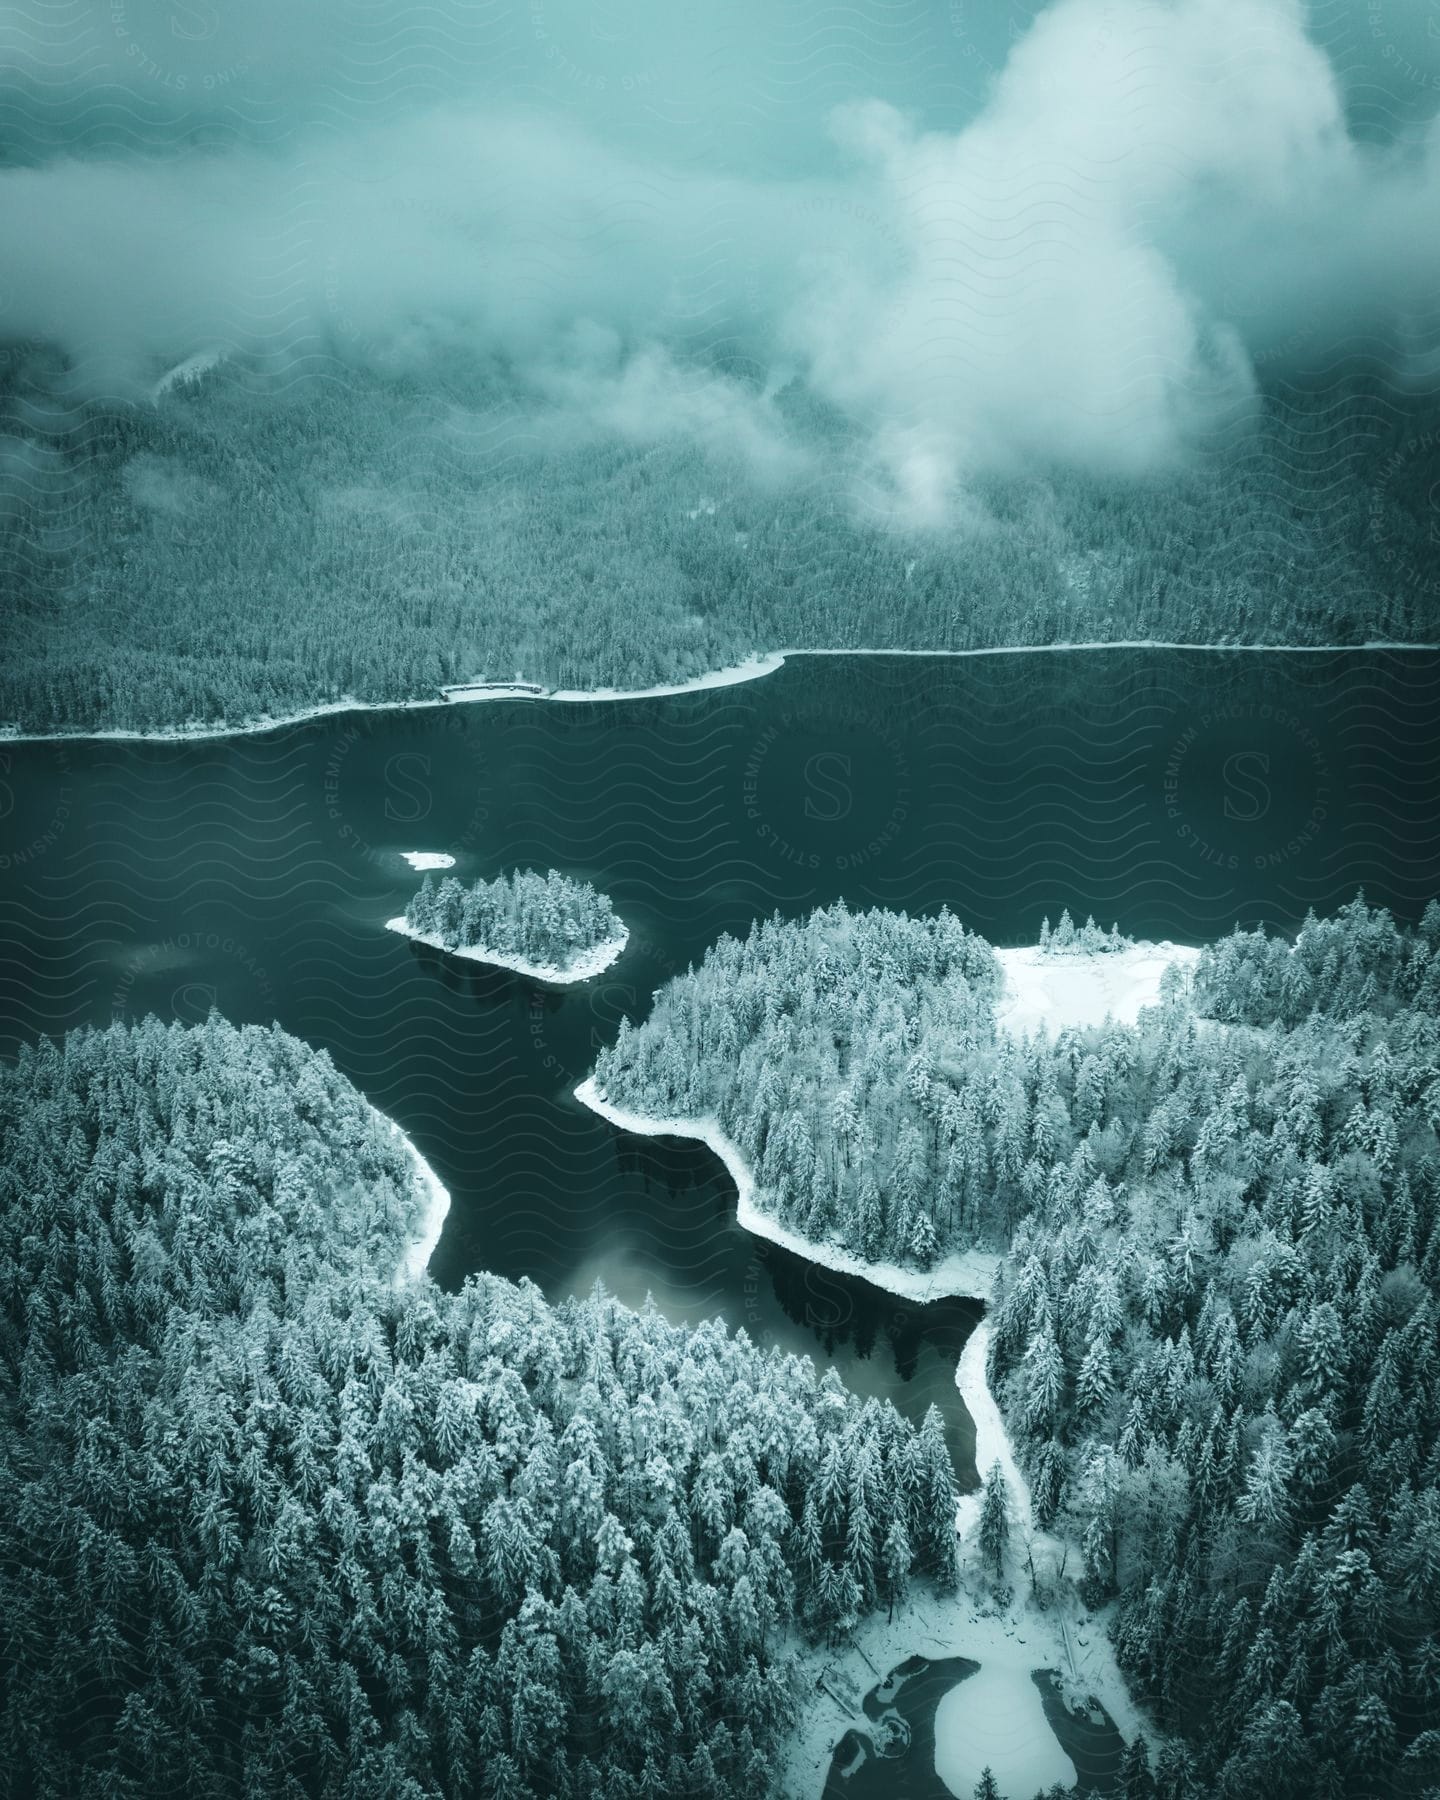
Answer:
594;897;1440;1798
397;868;627;980
0;1015;964;1800
2;358;1436;735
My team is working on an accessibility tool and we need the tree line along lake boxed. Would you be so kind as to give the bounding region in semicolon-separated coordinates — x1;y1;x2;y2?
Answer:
2;647;1438;1489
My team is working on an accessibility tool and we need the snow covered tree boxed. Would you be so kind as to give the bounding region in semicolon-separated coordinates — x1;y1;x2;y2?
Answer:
978;1460;1009;1579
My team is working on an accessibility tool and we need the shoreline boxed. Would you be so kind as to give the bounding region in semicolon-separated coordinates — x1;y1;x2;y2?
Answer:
374;1109;452;1286
388;915;629;984
573;1075;997;1303
3;637;1435;745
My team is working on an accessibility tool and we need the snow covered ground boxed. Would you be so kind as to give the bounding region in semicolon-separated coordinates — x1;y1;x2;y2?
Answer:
993;941;1201;1040
372;1110;451;1286
0;657;790;744
400;851;455;872
782;1318;1147;1798
782;1561;1140;1800
387;916;629;983
954;1322;1033;1540
542;654;784;701
933;1662;1076;1798
573;1077;997;1302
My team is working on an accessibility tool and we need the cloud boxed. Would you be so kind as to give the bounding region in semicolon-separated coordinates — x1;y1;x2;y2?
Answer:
780;0;1361;519
0;0;1437;526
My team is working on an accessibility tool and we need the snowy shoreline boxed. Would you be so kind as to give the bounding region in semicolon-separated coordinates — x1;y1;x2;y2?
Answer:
3;638;1432;744
573;1075;997;1303
953;1322;1034;1540
373;1109;451;1286
576;929;1189;1796
387;915;629;984
573;938;1199;1300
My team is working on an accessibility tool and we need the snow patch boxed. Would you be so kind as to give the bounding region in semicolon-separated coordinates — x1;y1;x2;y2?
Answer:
781;1573;1139;1800
933;1664;1076;1799
993;941;1201;1040
573;1077;996;1302
400;851;456;871
542;654;783;703
388;916;628;984
954;1322;1034;1540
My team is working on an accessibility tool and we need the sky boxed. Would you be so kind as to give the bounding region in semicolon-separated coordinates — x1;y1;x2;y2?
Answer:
2;0;1438;523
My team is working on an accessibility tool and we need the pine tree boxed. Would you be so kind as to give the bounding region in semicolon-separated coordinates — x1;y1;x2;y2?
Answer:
881;1511;910;1623
978;1460;1009;1579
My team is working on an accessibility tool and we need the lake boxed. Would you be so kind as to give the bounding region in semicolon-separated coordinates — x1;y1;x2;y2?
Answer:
3;647;1439;1488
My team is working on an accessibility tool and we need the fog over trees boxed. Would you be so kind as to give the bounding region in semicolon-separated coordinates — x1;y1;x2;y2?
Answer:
596;897;1440;1797
1;367;1436;735
3;0;1438;734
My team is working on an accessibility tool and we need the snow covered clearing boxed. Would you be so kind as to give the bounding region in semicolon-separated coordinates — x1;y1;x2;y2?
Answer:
933;1662;1076;1798
993;941;1201;1040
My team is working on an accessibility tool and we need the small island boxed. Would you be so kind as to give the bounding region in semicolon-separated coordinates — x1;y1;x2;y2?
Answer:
388;866;629;982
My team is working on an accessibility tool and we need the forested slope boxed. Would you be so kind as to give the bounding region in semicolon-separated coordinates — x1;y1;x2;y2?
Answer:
595;897;1440;1798
2;357;1435;734
0;1015;962;1800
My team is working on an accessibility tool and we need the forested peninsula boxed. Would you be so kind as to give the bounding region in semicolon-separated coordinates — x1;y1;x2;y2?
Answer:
390;868;628;982
2;363;1437;736
0;1014;963;1799
590;897;1440;1799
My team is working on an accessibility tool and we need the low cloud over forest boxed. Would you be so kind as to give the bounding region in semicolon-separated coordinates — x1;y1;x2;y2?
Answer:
3;0;1439;523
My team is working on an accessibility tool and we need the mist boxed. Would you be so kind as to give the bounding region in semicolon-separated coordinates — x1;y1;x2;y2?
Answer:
2;0;1439;524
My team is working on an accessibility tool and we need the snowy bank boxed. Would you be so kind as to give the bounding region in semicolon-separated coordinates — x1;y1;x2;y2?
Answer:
573;1077;996;1302
6;640;1433;744
151;348;227;401
993;940;1200;1040
400;851;455;872
954;1322;1033;1540
369;1109;451;1286
782;1566;1139;1800
949;1320;1149;1749
0;656;788;745
387;916;628;984
572;1089;1150;1796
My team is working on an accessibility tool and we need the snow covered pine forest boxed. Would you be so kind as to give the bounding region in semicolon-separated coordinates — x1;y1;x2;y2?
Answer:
0;1016;962;1799
593;897;1440;1798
